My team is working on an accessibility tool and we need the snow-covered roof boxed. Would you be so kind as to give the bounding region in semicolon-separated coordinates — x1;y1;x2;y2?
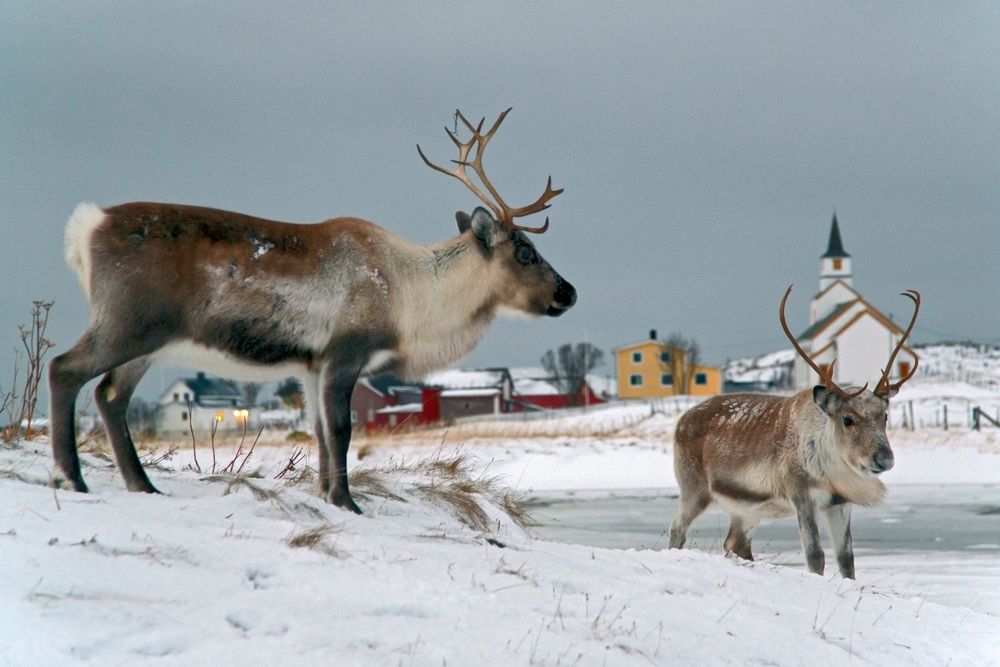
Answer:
376;403;423;414
508;367;561;396
586;373;617;398
422;369;508;390
439;388;500;398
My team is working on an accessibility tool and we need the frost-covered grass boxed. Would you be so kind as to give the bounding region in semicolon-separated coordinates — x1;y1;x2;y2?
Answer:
2;430;999;665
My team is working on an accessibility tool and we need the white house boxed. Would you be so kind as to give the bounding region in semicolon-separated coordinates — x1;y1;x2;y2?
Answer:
157;372;258;435
793;215;919;390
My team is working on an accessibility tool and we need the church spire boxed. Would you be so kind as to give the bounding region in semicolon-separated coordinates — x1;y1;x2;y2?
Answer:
822;213;850;258
818;212;853;294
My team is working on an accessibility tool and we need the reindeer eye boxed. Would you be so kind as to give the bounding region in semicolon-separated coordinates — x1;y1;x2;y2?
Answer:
515;245;537;265
842;416;855;428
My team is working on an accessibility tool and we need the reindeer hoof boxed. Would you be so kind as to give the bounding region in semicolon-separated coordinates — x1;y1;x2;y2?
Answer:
54;476;89;493
328;488;362;515
127;482;162;494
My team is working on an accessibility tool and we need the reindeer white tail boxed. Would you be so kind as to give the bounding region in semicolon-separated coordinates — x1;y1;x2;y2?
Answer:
65;202;104;301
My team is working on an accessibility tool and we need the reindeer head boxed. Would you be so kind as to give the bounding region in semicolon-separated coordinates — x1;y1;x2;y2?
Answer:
781;286;920;475
419;109;576;318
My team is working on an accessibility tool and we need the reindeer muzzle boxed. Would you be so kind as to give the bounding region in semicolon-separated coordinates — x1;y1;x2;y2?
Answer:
546;278;577;317
870;449;895;474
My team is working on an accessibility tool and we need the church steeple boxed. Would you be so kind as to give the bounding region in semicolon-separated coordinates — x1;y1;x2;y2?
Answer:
819;212;852;291
822;213;849;259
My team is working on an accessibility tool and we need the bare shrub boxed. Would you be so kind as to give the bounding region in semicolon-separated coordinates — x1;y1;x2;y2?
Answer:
2;301;55;443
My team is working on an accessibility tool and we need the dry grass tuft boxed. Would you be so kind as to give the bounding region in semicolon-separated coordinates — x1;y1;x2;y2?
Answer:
203;473;327;522
347;466;407;502
0;468;41;486
287;524;341;557
349;451;533;532
203;474;281;502
416;481;491;531
77;426;110;456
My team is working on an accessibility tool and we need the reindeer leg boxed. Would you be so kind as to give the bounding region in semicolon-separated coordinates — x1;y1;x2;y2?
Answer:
50;327;166;492
724;515;758;561
669;489;711;549
302;374;331;496
792;489;825;575
319;363;361;514
823;501;855;579
95;357;157;492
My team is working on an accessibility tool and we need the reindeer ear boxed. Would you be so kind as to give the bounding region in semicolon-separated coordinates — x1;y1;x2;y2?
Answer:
813;385;844;416
469;207;503;250
455;211;471;233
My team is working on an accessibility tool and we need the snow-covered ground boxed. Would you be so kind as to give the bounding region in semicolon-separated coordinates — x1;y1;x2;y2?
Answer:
2;379;999;665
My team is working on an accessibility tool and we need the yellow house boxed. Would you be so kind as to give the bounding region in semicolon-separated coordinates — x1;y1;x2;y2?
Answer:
615;333;722;399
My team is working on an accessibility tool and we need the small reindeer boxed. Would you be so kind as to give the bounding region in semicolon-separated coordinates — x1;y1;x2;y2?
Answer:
50;109;576;513
669;286;919;577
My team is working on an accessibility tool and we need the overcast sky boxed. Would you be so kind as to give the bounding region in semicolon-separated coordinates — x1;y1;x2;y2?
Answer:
2;2;998;401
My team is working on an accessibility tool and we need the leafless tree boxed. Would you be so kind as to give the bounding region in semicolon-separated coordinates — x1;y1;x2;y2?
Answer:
540;342;604;405
275;378;304;409
663;332;700;394
240;382;263;408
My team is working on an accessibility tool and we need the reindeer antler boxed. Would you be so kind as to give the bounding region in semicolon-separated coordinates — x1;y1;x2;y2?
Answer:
780;285;868;400
873;290;921;397
417;108;562;234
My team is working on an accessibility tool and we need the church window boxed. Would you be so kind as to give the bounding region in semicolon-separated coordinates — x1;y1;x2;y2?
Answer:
833;258;842;270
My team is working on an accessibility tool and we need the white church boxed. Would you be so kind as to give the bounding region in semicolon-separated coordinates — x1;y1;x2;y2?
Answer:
792;215;919;390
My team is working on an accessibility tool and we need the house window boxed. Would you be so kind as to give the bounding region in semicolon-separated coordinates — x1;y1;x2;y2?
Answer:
366;409;375;422
181;411;188;421
661;373;673;386
173;393;180;402
695;373;708;386
629;374;643;387
632;351;643;364
833;258;842;270
389;414;397;427
350;410;358;424
660;351;671;364
183;392;190;402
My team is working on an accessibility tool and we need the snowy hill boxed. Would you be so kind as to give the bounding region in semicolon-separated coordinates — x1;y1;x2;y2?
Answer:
2;437;999;665
914;342;1000;387
725;342;1000;391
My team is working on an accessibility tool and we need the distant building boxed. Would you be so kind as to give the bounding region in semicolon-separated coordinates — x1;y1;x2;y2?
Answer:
421;369;514;422
157;372;257;435
355;375;424;432
723;350;795;393
792;214;918;389
615;331;722;399
508;368;614;411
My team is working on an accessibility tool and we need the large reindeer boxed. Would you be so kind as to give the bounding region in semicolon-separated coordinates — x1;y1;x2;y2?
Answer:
50;109;576;513
669;286;919;577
